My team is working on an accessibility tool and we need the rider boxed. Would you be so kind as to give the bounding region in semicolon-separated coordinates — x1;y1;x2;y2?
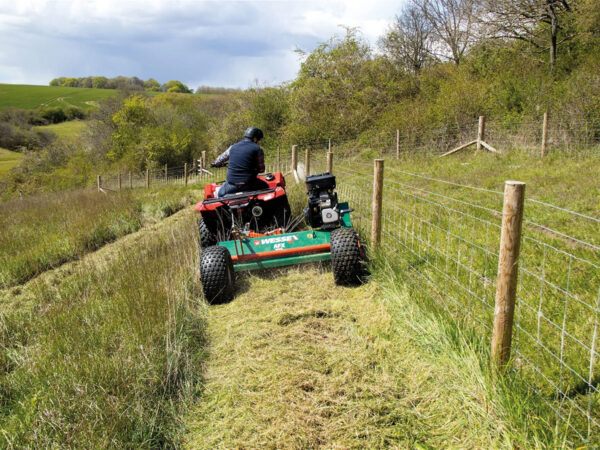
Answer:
211;126;269;197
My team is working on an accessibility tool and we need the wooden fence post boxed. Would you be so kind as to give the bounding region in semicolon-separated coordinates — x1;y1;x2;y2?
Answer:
305;147;311;177
371;159;384;248
164;164;168;182
184;163;188;186
277;146;281;173
541;112;548;158
129;172;132;189
492;181;526;369
477;116;486;152
146;169;150;188
118;173;121;190
201;151;207;170
327;151;333;173
396;129;400;159
97;175;101;192
328;138;332;153
291;145;298;172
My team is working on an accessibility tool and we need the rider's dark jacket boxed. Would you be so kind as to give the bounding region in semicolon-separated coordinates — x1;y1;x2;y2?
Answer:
213;137;265;184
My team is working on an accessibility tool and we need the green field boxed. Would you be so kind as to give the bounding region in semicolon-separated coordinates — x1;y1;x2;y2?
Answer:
0;84;213;111
0;148;23;176
34;120;88;139
0;84;119;110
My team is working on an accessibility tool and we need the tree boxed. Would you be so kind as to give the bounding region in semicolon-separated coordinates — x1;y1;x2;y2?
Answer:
91;76;108;89
162;80;192;94
482;0;573;72
414;0;480;65
144;78;161;92
379;3;434;73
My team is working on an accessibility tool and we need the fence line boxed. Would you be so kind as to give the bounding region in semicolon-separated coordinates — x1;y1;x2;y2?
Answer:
333;157;599;446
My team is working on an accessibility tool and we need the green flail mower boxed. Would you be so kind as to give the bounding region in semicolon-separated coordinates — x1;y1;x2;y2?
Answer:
197;172;366;303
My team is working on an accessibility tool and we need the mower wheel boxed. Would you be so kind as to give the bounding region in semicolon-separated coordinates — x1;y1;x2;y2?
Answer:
198;218;217;248
330;227;363;286
200;246;235;304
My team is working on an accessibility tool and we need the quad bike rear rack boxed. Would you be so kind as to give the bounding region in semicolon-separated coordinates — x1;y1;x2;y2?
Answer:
202;188;276;205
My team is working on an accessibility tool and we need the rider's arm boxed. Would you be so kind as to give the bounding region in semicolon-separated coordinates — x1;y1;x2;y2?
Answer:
257;147;265;173
212;146;232;167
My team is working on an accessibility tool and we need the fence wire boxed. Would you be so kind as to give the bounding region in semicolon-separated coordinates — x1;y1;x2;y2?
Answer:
334;160;599;445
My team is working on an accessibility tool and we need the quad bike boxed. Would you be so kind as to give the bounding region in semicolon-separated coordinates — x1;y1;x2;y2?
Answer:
195;172;292;247
196;172;365;303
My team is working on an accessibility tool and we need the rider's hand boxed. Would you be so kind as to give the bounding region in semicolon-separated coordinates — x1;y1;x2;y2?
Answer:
210;162;218;168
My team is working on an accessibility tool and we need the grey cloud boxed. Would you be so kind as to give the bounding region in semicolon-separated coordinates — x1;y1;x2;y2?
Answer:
0;0;398;88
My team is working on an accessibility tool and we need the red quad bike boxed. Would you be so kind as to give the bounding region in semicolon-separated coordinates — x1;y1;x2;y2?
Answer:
195;172;293;248
196;172;365;304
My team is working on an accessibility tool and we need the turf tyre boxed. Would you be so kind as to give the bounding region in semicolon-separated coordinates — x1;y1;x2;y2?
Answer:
200;246;235;304
330;227;363;286
198;217;218;248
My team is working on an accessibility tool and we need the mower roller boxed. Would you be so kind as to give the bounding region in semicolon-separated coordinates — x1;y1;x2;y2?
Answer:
196;172;365;303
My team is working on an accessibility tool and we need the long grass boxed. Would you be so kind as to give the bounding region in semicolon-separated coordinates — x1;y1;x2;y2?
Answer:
330;148;600;445
0;211;206;447
0;186;199;288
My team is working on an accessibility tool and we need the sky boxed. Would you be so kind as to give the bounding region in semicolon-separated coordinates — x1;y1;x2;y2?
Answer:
0;0;404;89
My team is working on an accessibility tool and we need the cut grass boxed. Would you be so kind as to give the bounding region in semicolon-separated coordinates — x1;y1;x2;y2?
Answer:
33;120;88;139
0;148;23;178
0;209;207;447
184;264;558;447
0;186;201;289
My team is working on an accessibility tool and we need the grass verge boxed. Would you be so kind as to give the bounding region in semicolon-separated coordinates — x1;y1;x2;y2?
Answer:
0;209;207;447
0;186;200;289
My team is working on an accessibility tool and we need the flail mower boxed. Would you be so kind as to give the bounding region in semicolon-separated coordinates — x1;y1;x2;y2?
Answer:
195;172;365;303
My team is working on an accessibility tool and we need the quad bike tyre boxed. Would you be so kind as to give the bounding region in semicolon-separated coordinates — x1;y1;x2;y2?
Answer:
200;246;235;304
198;218;218;248
330;227;363;286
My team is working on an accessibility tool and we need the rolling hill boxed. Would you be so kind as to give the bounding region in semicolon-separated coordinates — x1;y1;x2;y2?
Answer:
0;84;214;112
0;84;119;110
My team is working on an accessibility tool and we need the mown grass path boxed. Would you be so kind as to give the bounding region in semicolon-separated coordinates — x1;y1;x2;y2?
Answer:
184;265;547;448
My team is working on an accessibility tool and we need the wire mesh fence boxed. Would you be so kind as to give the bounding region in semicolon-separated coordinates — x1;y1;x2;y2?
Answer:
333;158;599;445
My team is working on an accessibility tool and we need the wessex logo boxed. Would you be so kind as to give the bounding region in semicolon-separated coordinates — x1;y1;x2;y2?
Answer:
254;235;299;246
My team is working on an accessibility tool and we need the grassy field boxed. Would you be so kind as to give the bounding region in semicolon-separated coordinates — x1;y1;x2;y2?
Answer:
33;120;88;139
0;148;23;177
0;84;118;110
0;83;213;111
0;149;597;446
0;186;200;289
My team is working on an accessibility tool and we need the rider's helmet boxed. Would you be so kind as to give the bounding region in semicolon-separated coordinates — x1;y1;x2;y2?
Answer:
244;126;264;141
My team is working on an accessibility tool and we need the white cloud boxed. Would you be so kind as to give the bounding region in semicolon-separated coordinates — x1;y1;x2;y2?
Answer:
0;0;403;88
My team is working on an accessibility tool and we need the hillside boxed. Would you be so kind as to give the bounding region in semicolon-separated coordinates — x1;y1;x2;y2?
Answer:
0;84;119;110
33;120;88;139
0;83;218;112
0;148;23;177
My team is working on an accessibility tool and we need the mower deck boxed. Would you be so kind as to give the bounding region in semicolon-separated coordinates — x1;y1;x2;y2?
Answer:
218;202;352;272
